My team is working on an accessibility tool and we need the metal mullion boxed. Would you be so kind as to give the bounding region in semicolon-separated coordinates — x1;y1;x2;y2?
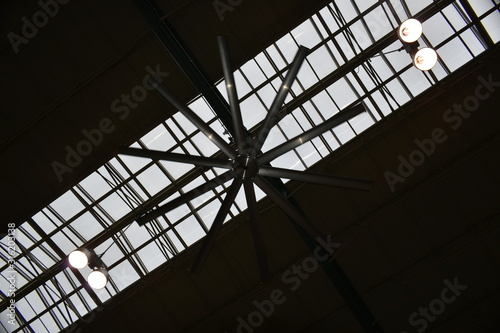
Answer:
106;160;147;206
457;0;495;49
36;242;59;264
362;63;400;112
156;213;188;251
105;163;145;209
46;205;87;245
349;1;402;110
114;231;147;279
373;2;414;101
301;99;338;156
145;223;172;260
332;2;395;116
97;167;140;212
192;170;225;233
17;225;39;247
159;224;179;256
50;276;80;326
278;111;314;169
23;251;68;329
40;209;60;232
12;308;34;333
73;185;113;228
315;7;387;120
446;3;479;57
38;284;66;332
61;270;92;314
10;256;38;283
18;242;47;273
149;220;176;257
172;118;219;234
13;286;81;333
31;287;56;331
133;219;183;259
108;232;145;281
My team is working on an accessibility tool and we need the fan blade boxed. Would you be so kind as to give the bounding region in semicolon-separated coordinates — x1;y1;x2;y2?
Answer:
148;77;236;159
252;46;309;154
244;181;270;281
119;147;232;169
191;177;243;274
136;170;235;225
257;103;365;165
259;166;372;192
252;175;324;242
218;36;247;154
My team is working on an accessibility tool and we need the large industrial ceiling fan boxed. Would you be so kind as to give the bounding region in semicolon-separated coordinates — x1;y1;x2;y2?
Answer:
120;36;372;280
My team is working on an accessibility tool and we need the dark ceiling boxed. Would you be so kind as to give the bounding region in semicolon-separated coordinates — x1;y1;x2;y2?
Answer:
1;0;499;332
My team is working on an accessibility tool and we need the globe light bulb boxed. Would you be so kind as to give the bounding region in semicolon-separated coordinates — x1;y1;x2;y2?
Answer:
88;269;108;289
68;250;89;269
413;48;438;71
398;18;423;43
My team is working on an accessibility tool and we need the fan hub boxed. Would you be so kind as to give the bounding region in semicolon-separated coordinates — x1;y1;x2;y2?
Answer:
232;155;259;179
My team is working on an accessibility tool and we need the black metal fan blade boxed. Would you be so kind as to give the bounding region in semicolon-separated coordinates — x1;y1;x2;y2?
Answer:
191;177;243;274
136;170;235;225
259;166;372;191
244;181;270;281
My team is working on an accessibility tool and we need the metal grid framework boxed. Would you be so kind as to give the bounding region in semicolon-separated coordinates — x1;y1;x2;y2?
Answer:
1;0;499;331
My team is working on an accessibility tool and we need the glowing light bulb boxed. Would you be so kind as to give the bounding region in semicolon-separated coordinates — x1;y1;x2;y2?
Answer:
413;48;438;71
68;250;89;269
398;19;423;43
88;269;108;289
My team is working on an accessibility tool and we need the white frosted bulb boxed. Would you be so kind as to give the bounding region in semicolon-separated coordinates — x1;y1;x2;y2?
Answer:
413;48;438;71
398;19;423;43
88;269;108;289
68;250;89;269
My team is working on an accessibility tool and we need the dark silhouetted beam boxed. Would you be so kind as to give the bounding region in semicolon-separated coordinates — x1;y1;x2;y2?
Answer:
244;181;270;281
191;177;243;273
252;175;324;242
259;166;372;191
258;103;365;164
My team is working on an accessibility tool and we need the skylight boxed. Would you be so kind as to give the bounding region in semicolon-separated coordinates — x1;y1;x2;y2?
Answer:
1;1;498;331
